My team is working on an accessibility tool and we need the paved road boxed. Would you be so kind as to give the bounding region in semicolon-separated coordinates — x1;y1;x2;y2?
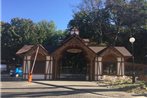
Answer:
1;81;146;98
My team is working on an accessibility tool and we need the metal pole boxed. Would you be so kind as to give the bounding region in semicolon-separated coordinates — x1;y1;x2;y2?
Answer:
132;43;136;83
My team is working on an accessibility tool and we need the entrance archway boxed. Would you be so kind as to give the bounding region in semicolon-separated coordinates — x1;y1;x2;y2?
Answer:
59;49;88;80
52;35;96;80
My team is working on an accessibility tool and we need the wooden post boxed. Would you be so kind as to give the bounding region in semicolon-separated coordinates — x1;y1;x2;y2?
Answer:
23;56;27;79
117;57;121;76
28;46;39;82
50;57;53;79
45;56;50;79
94;57;98;80
98;57;102;79
26;56;31;79
121;58;125;76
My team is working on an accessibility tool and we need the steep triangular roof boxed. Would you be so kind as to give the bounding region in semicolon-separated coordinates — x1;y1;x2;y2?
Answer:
98;46;132;57
89;46;106;53
16;45;34;55
61;34;85;45
16;44;49;56
115;47;132;57
52;34;96;56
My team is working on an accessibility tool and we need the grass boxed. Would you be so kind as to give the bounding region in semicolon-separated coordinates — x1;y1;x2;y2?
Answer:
98;76;147;94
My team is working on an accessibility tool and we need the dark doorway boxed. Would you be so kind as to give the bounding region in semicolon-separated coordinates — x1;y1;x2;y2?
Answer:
31;53;46;74
59;50;87;80
32;61;46;74
102;54;117;75
103;62;117;75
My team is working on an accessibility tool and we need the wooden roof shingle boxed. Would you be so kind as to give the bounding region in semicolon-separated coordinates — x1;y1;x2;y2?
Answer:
89;46;106;53
89;46;132;57
16;44;49;56
16;45;34;55
115;47;132;57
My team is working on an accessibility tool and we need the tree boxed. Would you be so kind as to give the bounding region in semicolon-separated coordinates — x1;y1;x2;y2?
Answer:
35;20;55;44
68;0;111;44
36;20;66;46
68;0;147;64
1;21;14;63
9;18;37;45
1;18;37;64
1;18;65;64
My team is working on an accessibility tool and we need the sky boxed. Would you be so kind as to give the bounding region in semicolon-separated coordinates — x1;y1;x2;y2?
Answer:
1;0;81;30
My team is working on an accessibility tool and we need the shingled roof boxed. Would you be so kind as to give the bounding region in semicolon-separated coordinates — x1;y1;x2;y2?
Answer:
89;46;106;53
89;46;132;57
115;47;132;57
16;45;34;55
16;44;49;56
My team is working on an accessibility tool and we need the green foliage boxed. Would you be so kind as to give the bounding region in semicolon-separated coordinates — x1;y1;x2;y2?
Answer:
1;0;147;65
35;20;56;44
1;18;65;64
68;0;147;64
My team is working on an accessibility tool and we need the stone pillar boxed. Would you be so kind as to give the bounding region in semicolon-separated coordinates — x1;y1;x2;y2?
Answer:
121;58;125;76
26;56;31;79
117;57;121;76
23;56;27;79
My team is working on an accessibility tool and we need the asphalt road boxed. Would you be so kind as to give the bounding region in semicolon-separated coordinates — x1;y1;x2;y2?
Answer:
2;80;144;98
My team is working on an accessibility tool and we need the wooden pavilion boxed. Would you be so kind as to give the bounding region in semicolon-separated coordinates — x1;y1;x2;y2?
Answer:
16;33;133;81
16;44;53;80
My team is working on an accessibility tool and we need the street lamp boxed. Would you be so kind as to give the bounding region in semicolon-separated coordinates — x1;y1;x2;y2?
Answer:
129;37;136;83
12;58;15;61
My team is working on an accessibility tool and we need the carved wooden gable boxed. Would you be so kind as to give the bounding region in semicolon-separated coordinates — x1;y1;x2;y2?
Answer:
52;35;96;59
99;47;123;57
25;45;49;56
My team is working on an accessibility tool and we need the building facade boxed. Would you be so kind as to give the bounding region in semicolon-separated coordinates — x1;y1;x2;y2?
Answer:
16;34;134;81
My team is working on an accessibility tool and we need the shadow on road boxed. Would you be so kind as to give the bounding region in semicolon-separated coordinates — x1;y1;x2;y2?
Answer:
2;81;146;98
1;81;118;98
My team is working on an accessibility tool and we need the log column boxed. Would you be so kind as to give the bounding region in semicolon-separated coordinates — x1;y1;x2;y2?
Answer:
26;56;31;79
45;56;50;79
98;57;102;79
121;58;125;76
50;57;53;79
117;57;121;76
94;57;98;80
23;56;27;79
